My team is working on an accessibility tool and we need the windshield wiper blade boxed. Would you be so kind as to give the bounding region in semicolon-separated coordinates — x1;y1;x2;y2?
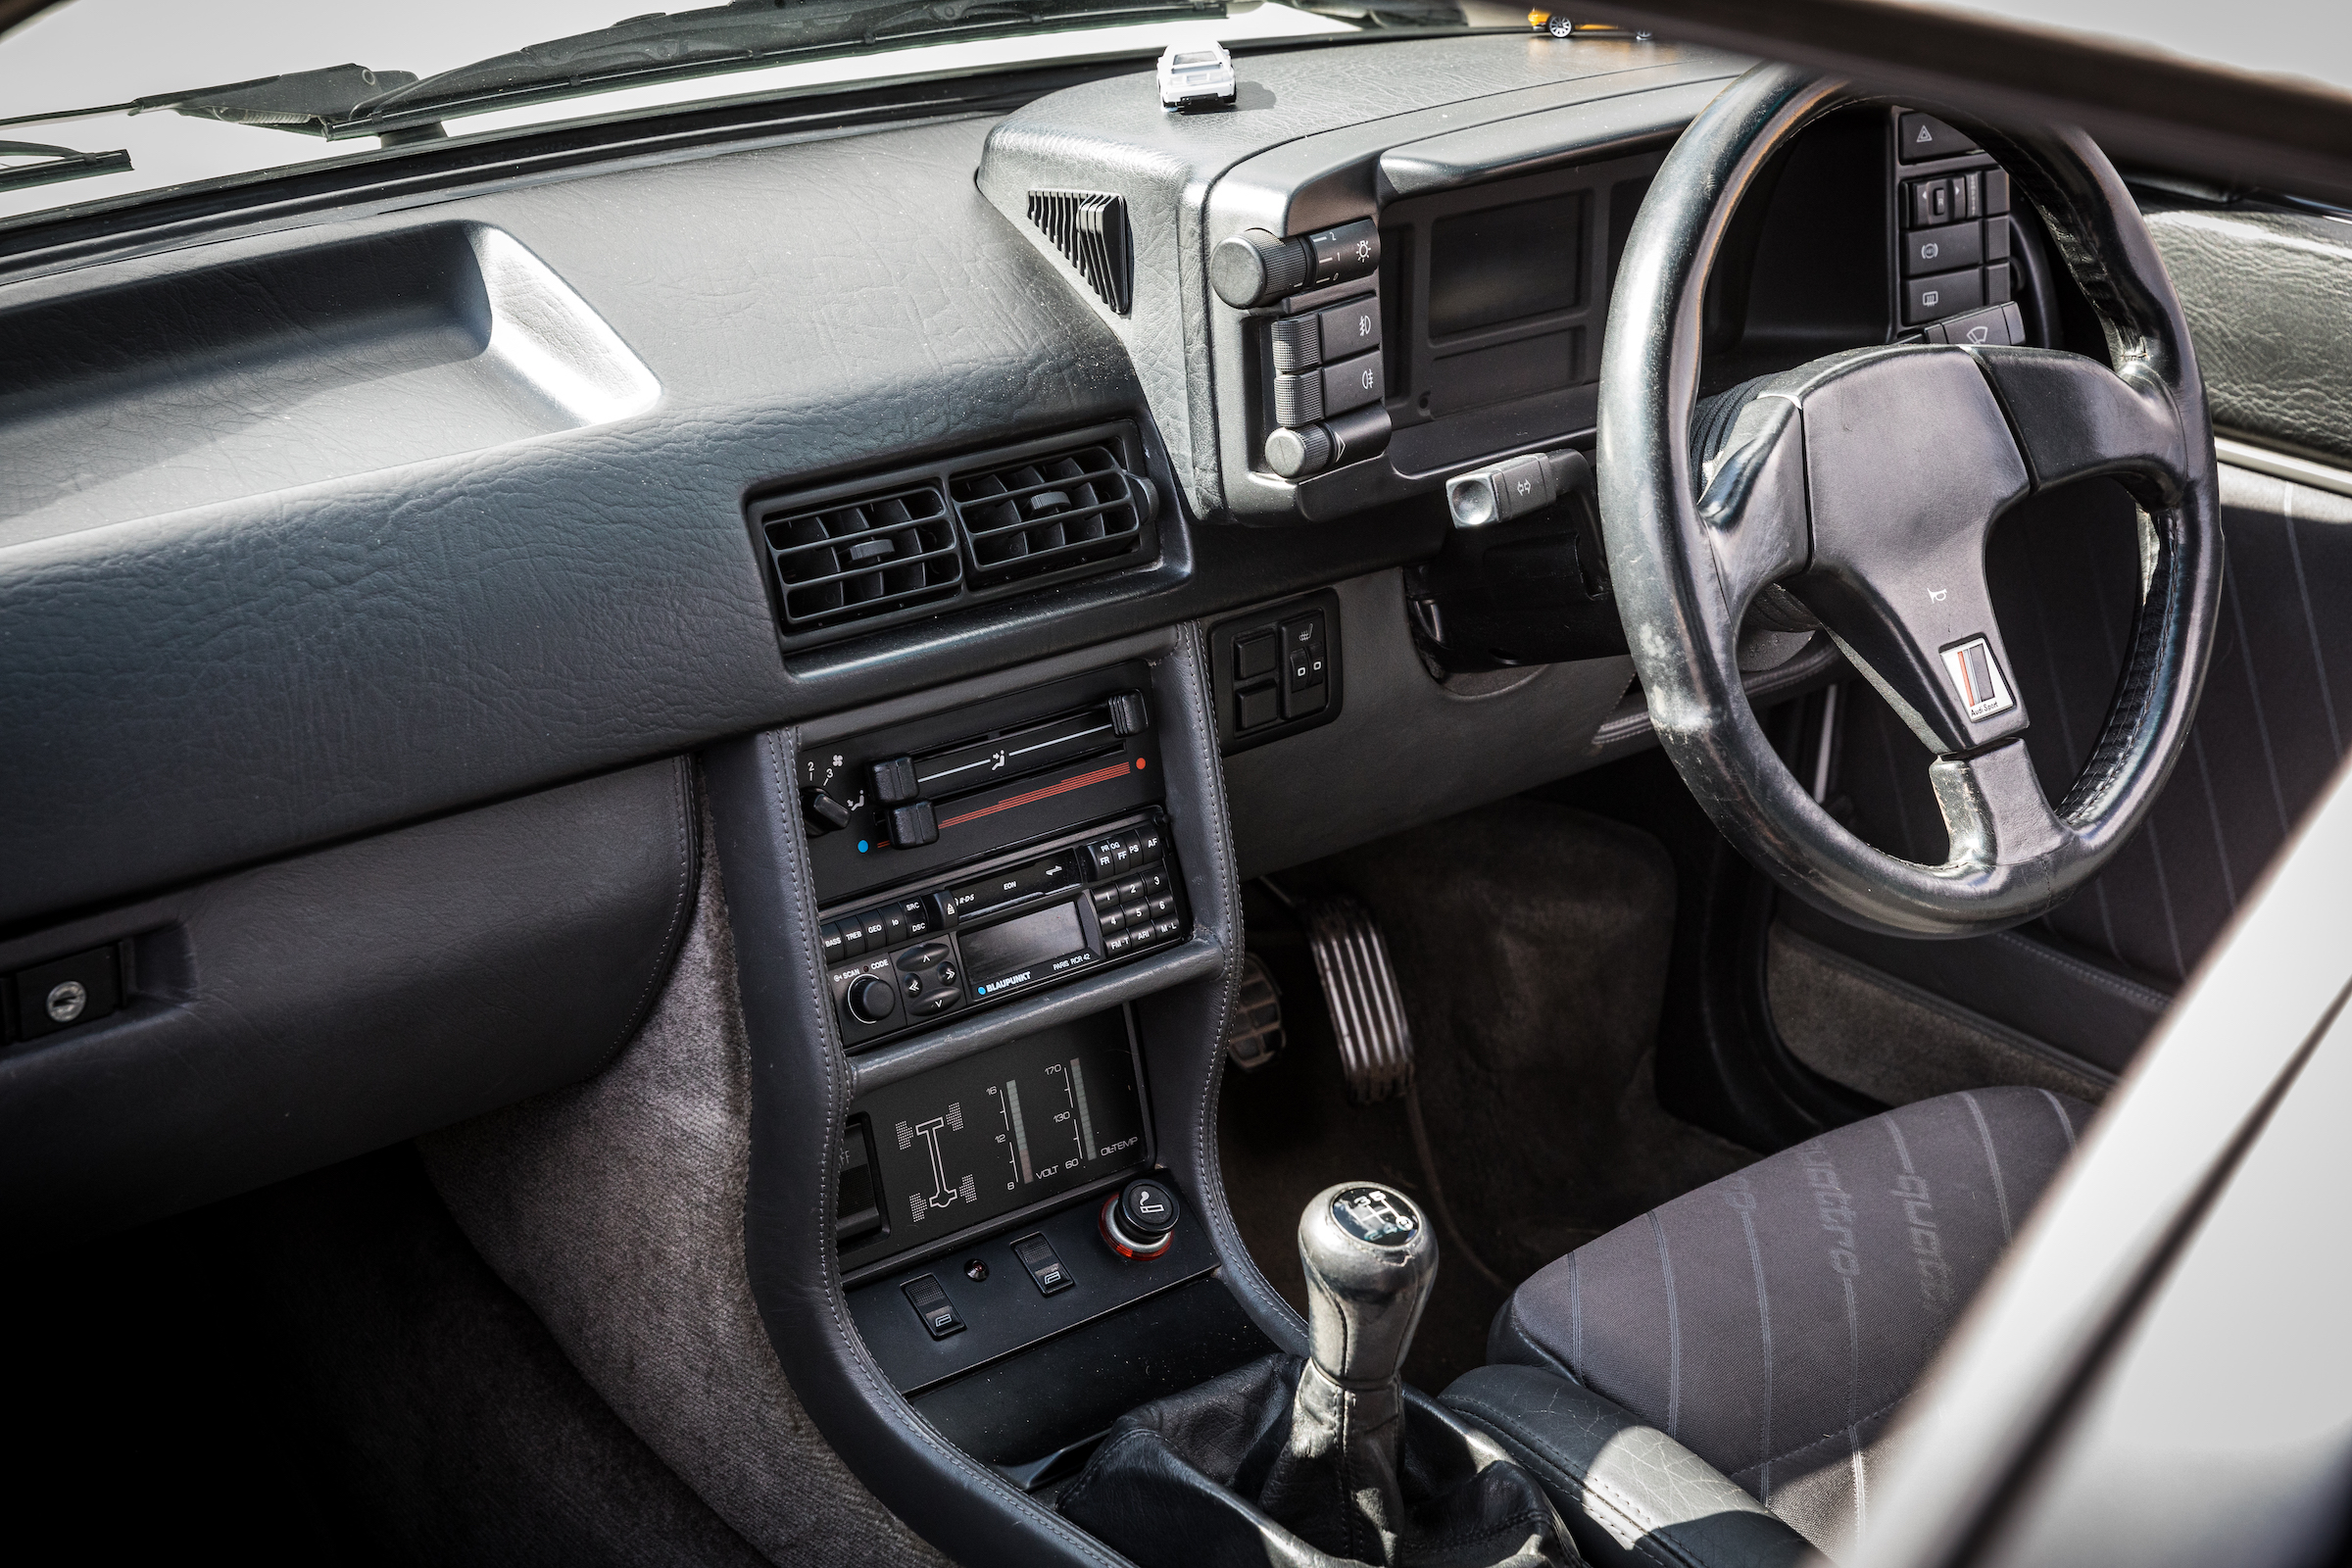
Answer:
331;0;1229;139
0;64;419;137
0;139;132;193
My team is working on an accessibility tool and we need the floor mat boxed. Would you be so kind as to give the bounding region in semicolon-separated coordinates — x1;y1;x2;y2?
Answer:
1219;797;1756;1393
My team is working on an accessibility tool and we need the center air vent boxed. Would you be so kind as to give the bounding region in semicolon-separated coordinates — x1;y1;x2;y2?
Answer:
951;445;1148;589
748;421;1160;651
762;484;961;635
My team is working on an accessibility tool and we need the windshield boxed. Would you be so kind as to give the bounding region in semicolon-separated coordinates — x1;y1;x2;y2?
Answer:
0;0;1518;229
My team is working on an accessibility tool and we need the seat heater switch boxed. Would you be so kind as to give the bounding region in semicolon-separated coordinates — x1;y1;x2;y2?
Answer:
904;1274;964;1339
1011;1233;1074;1295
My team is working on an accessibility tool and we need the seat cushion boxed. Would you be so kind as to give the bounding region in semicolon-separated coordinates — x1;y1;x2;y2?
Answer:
1490;1088;2089;1555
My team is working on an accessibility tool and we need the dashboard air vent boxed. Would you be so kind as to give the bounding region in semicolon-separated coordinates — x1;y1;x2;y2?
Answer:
761;484;961;634
951;444;1147;589
1028;190;1132;315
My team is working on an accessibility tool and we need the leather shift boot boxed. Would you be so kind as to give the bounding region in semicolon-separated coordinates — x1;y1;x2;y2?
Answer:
1058;1352;1580;1568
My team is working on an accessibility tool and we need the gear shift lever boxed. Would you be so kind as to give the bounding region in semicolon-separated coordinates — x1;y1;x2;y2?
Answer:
1298;1183;1438;1395
1060;1180;1574;1568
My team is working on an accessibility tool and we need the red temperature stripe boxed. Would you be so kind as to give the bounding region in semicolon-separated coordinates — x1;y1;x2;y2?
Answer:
937;760;1134;830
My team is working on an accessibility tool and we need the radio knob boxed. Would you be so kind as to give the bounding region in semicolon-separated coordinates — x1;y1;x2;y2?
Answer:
847;974;898;1024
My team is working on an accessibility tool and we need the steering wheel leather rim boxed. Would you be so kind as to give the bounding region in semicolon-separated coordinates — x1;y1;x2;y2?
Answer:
1597;65;2224;939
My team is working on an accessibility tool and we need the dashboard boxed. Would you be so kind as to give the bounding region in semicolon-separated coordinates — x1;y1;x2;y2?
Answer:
0;28;2059;1567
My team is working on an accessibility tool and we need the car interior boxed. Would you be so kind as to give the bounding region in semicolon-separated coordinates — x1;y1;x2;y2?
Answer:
5;2;2351;1564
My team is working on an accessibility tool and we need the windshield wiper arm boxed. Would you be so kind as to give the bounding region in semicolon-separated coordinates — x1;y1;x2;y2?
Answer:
0;64;418;137
0;139;132;193
331;0;1229;139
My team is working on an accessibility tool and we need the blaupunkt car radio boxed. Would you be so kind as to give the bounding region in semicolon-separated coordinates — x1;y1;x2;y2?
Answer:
817;812;1186;1049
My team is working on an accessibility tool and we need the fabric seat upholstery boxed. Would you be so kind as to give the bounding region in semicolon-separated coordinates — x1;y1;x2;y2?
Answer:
1487;1087;2089;1556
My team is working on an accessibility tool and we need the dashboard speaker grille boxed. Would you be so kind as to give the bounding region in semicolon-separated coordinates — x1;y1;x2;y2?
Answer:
762;484;962;633
951;444;1145;589
1027;190;1132;315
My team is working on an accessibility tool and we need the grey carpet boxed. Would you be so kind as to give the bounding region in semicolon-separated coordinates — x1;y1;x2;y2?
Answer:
420;809;950;1568
242;1147;775;1568
1768;925;2112;1108
1220;799;1756;1389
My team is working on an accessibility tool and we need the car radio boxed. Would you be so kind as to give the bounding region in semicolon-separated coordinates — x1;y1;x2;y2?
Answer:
817;812;1187;1049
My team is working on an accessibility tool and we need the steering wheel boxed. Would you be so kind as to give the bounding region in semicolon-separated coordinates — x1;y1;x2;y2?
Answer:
1598;65;2222;939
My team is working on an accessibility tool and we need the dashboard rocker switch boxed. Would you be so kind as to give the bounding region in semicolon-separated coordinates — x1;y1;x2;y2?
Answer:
1101;1177;1183;1259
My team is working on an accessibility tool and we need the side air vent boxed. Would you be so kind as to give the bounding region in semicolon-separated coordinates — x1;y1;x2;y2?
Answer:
1028;190;1132;315
749;421;1161;651
760;484;961;634
951;444;1149;589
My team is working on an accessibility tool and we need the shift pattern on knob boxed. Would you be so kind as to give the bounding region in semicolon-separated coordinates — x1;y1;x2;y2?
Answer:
1297;1182;1437;1392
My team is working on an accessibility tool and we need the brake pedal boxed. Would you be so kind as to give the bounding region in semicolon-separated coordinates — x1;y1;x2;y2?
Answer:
1225;953;1286;1072
1302;896;1413;1104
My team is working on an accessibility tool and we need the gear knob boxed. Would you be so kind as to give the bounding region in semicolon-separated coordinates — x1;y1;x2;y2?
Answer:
1297;1183;1438;1391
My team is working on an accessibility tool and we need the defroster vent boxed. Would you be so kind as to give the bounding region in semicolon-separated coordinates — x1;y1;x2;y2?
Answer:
952;444;1148;589
761;484;961;635
1028;191;1132;315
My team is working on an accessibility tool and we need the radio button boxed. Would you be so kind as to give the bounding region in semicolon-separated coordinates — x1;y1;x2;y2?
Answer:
882;906;910;944
858;911;890;949
1092;887;1122;911
896;943;951;970
1154;917;1183;940
1150;895;1176;917
838;921;867;958
820;922;846;961
901;897;939;937
1100;908;1126;934
1117;877;1146;902
1123;902;1151;926
1141;868;1169;896
1136;826;1165;862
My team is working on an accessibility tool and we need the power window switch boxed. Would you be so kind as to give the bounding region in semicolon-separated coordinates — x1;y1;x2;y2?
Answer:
1011;1234;1074;1295
904;1274;963;1338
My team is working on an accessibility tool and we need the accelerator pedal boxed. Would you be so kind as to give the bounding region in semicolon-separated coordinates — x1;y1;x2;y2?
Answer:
1301;896;1413;1105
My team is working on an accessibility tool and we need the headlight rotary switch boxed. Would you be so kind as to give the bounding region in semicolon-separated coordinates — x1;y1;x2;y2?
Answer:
1210;219;1380;309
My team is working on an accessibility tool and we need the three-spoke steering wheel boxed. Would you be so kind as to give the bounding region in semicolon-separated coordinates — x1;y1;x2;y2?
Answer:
1600;66;2222;938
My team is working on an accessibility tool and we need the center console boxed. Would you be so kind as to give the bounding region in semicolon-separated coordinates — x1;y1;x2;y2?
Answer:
708;617;1301;1568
